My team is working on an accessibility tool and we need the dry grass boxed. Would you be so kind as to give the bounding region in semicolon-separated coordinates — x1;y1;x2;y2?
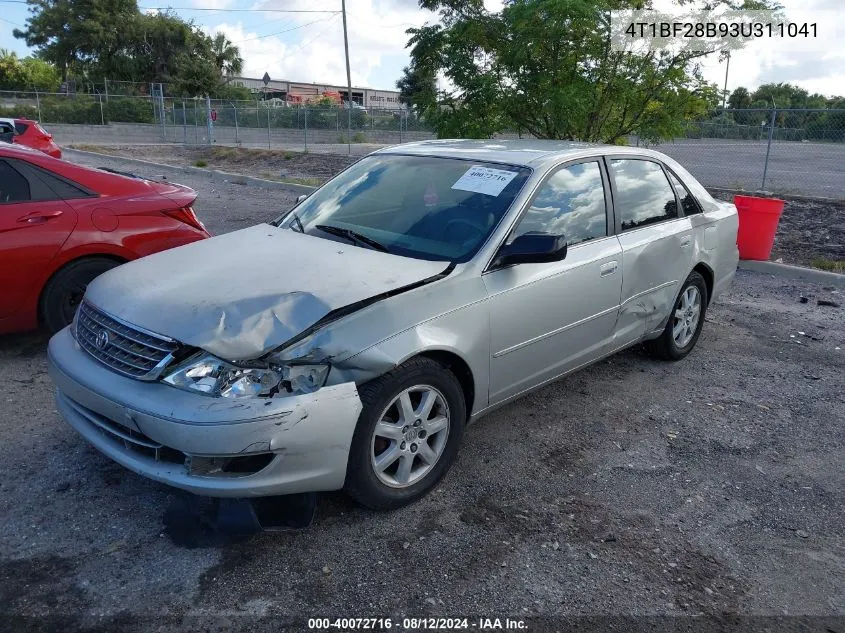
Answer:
810;258;845;273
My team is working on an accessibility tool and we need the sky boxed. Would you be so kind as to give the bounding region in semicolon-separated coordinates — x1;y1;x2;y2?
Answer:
1;0;843;97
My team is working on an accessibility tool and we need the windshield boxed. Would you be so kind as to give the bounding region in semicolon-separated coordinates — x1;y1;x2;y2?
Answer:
275;154;532;262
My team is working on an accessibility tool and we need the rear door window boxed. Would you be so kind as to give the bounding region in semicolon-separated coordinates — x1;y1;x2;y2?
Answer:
14;122;29;135
609;159;679;231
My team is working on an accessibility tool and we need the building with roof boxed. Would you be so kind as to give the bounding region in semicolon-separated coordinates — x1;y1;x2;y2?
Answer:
228;75;405;110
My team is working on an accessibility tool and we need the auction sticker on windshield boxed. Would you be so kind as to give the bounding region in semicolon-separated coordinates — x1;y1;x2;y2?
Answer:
451;165;518;197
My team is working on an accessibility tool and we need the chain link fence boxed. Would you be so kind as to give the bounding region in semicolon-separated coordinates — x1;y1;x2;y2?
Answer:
1;93;843;199
0;90;432;153
639;108;845;199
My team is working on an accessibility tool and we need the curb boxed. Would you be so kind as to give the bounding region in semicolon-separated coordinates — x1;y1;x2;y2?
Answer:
738;260;845;287
707;187;845;207
63;148;318;195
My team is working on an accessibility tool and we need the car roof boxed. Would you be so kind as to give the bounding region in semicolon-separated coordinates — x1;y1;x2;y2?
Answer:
374;139;673;170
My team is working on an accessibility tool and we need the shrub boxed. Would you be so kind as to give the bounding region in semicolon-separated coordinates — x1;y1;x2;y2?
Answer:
104;98;155;123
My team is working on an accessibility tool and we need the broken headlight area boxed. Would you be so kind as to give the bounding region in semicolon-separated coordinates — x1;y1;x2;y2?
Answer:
162;354;330;398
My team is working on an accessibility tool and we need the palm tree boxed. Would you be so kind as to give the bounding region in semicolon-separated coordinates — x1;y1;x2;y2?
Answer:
211;33;243;80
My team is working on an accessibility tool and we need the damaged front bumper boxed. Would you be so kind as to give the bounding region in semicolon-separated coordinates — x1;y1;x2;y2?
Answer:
47;328;363;497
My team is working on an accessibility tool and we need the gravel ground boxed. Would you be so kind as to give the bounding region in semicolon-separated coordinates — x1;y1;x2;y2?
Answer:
0;155;843;632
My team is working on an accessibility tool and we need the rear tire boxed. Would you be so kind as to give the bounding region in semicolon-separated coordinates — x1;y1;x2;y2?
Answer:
644;271;708;361
344;357;466;511
40;257;121;333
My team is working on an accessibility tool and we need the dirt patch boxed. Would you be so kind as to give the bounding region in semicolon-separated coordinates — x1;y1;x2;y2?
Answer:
710;191;845;270
69;144;356;186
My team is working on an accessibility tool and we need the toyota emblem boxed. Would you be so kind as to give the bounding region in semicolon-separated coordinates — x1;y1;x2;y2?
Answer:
95;330;110;350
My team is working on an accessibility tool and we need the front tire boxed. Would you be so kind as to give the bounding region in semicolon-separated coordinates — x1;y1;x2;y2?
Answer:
644;271;708;361
345;357;466;510
40;257;121;333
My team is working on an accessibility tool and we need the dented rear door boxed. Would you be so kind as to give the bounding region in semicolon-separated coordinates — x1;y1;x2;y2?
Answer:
607;158;694;348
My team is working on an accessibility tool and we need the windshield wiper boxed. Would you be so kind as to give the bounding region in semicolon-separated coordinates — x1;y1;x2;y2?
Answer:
291;212;305;233
315;224;390;253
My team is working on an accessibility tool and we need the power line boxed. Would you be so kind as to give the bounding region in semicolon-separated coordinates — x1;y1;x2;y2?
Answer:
138;6;339;12
286;13;339;52
0;15;24;26
234;14;336;44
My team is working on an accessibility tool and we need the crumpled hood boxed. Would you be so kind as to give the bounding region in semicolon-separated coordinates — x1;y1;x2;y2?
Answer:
84;224;449;360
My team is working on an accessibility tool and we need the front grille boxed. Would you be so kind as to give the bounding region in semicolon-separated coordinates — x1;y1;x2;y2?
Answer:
75;301;178;380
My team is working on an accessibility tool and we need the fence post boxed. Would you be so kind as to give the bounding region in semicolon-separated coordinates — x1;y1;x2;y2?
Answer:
205;95;213;145
158;85;166;141
98;93;104;125
399;111;403;144
304;107;308;152
233;104;239;145
104;78;108;102
35;89;41;122
194;102;199;144
761;107;776;190
267;106;271;150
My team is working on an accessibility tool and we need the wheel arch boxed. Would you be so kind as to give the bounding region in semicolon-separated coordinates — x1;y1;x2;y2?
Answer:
692;261;714;305
37;253;128;326
414;349;475;423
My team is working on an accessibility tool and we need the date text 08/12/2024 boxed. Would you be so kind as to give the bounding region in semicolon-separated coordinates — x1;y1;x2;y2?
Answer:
307;617;528;630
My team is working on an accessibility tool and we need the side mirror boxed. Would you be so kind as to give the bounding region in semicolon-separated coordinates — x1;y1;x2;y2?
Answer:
495;232;568;267
294;194;309;206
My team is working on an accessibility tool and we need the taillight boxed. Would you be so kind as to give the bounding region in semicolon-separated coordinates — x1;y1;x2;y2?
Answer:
163;207;208;233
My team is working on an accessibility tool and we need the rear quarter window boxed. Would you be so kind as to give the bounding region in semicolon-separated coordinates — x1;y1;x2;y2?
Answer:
8;158;93;201
667;171;703;215
14;122;30;135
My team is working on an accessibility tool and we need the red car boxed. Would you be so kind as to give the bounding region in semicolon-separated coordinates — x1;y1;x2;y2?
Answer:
0;117;62;158
0;144;211;334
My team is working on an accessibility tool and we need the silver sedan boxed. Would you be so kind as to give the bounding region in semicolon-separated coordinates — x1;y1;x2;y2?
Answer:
48;140;739;509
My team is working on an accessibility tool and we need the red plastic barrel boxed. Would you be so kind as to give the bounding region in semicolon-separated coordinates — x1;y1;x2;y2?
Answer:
733;195;785;261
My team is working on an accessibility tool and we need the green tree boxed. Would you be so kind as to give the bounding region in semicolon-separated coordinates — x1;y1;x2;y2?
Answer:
210;32;243;79
396;64;437;114
0;49;60;90
21;57;60;90
0;50;30;89
13;0;139;81
728;86;752;109
406;0;777;142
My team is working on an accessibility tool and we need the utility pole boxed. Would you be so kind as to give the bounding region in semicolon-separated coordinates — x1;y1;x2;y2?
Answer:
722;51;730;110
342;0;352;155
